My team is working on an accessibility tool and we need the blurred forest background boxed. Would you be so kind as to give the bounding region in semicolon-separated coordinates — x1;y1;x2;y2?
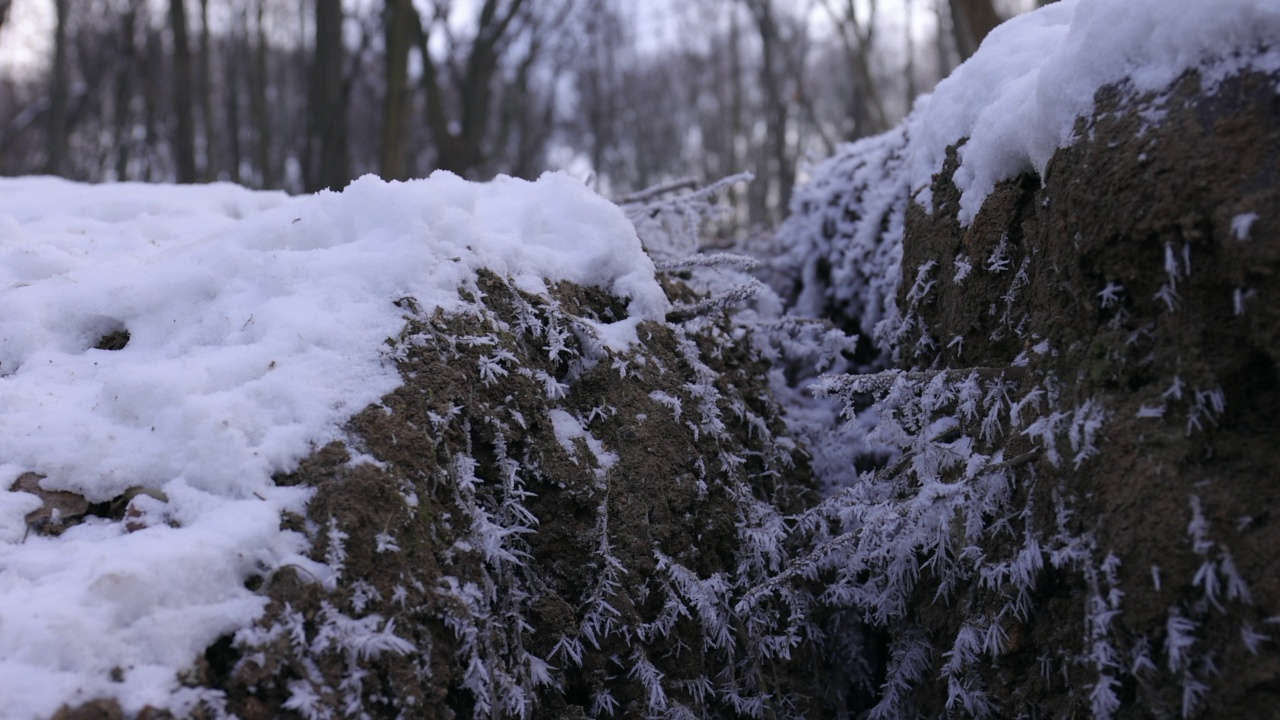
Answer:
0;0;1049;229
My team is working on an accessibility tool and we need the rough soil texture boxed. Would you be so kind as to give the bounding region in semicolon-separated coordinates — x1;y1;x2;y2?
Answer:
41;61;1280;720
101;269;827;720
893;69;1280;717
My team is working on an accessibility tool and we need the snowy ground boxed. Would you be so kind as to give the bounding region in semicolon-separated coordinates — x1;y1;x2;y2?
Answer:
0;173;666;718
2;0;1278;715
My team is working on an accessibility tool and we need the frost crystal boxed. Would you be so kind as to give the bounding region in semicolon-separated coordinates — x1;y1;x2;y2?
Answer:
1097;282;1125;309
1230;212;1258;240
1165;611;1198;672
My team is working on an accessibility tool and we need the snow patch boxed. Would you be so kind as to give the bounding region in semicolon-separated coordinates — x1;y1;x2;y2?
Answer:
778;0;1277;358
548;409;619;472
1231;212;1258;241
906;0;1280;225
0;171;663;717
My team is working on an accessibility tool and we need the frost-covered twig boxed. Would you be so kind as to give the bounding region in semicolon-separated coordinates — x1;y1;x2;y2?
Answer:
655;252;760;272
621;173;753;260
812;366;1027;404
665;278;766;322
615;177;700;205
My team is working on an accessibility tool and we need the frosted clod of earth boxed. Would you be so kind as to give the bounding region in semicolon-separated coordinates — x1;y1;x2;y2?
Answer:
908;0;1280;225
0;171;665;718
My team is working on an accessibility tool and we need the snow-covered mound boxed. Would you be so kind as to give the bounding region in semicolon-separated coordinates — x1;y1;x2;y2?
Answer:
0;172;667;718
775;0;1280;360
765;0;1280;716
909;0;1280;225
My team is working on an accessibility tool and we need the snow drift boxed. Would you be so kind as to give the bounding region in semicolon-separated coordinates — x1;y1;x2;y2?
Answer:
0;172;669;718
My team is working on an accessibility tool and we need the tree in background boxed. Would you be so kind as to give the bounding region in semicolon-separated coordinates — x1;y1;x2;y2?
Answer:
379;0;415;181
168;0;196;183
948;0;1002;58
0;0;1023;227
0;1;12;40
198;0;220;181
740;0;798;225
44;0;68;176
819;0;889;137
410;0;579;178
305;0;349;192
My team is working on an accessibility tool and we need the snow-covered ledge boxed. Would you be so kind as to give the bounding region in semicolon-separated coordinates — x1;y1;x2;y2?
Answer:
0;172;667;717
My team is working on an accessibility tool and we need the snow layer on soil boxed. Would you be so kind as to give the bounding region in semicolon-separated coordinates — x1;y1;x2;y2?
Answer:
0;172;665;718
909;0;1280;224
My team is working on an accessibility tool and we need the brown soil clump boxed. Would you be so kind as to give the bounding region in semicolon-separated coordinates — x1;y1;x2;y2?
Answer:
198;270;827;718
889;68;1280;717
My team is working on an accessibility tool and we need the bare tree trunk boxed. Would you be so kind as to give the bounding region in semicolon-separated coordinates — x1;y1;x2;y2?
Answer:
46;0;70;176
169;0;197;183
584;56;609;181
142;26;165;181
0;0;12;37
580;0;619;183
948;0;1003;60
113;1;140;180
419;0;530;177
905;0;917;105
199;0;220;180
498;0;576;179
305;0;349;192
456;0;520;174
728;9;745;221
934;1;957;81
742;0;794;224
225;7;246;185
500;25;552;179
250;0;274;188
819;0;888;137
380;0;417;181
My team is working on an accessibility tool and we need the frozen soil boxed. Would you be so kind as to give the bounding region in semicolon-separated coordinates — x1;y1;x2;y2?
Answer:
40;58;1279;720
82;269;830;719
893;68;1280;717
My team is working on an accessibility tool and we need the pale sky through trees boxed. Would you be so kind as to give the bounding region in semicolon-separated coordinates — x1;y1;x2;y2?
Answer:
0;0;1040;225
0;0;1036;83
0;1;52;76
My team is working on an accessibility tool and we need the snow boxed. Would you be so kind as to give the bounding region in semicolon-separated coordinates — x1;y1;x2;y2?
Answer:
772;122;909;362
1232;212;1259;241
908;0;1280;225
776;0;1277;365
0;171;665;717
547;409;618;472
